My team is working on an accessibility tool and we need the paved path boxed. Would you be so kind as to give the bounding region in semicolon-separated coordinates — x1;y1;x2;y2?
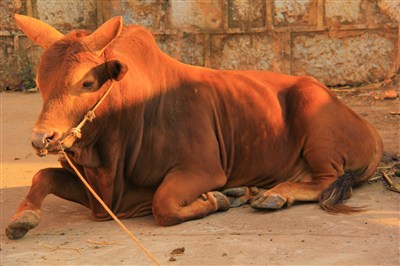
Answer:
1;92;399;265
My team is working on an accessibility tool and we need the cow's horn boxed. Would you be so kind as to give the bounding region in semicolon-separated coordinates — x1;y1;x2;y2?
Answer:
14;14;64;49
85;16;123;57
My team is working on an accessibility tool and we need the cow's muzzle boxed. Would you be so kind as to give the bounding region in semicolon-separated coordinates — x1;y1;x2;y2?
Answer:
31;130;61;157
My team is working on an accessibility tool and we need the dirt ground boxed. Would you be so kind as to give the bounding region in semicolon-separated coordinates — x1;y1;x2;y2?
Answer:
1;86;399;265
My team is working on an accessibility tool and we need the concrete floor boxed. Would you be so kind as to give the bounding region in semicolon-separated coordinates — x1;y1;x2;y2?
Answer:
1;92;399;265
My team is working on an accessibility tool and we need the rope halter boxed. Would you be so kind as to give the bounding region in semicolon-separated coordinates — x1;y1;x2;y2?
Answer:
60;81;114;150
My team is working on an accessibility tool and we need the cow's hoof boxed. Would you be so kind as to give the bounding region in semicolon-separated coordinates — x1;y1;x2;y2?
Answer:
210;191;230;211
223;187;248;197
223;187;249;207
223;186;259;197
227;196;248;208
6;210;41;240
251;194;287;210
223;187;261;208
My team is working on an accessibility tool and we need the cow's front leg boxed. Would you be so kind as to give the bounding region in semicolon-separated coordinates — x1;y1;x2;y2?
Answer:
6;168;89;240
152;170;229;226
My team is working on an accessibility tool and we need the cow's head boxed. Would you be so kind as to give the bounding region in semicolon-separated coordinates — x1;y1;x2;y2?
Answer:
14;14;128;156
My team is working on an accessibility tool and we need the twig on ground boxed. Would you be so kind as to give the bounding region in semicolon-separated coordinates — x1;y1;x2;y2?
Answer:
40;243;82;255
368;175;382;182
87;239;119;246
389;111;400;115
381;171;400;193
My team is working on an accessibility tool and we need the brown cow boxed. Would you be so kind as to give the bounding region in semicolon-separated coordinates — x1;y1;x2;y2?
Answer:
7;15;383;240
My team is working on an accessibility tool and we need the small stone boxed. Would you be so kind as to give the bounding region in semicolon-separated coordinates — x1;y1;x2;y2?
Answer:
170;247;185;255
169;257;176;262
222;252;227;257
382;90;398;100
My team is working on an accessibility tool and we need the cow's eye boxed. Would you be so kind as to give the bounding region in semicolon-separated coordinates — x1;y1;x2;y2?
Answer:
82;81;94;88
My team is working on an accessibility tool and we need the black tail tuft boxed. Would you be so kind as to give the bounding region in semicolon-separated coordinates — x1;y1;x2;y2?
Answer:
319;173;365;213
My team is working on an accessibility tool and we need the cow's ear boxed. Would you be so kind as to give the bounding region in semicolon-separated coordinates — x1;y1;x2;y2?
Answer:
14;14;64;49
85;16;123;56
106;60;128;81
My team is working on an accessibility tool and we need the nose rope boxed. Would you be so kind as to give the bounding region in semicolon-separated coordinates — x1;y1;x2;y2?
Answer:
61;80;115;147
37;81;115;157
38;80;161;265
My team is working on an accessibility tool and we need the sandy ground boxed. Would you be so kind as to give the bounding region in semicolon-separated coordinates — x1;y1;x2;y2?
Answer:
1;90;399;265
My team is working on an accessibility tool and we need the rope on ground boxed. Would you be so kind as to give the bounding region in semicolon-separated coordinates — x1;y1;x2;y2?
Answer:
59;151;162;266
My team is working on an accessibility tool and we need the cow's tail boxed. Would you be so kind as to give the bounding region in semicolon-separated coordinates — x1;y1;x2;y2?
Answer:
319;123;383;213
319;173;363;213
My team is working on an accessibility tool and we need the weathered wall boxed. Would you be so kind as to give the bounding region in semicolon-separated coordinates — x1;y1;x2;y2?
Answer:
1;0;399;91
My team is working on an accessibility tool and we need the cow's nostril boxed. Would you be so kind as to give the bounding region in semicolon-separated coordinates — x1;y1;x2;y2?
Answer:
45;136;53;143
31;131;55;150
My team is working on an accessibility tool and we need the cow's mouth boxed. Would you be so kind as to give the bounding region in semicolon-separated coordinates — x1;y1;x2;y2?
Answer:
35;140;63;157
34;133;76;157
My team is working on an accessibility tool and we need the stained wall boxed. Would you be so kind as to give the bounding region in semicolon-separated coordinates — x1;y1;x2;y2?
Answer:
1;0;399;90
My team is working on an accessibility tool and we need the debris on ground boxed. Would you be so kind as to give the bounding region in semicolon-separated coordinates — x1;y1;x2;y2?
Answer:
86;239;119;246
381;90;398;99
40;242;82;255
170;247;185;255
369;152;400;193
330;74;399;102
168;247;185;262
381;170;400;193
26;87;39;93
372;89;398;100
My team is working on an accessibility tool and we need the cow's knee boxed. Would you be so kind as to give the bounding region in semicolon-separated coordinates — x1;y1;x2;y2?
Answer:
29;168;89;208
153;210;180;226
152;191;230;226
152;199;183;226
152;193;188;226
15;169;55;214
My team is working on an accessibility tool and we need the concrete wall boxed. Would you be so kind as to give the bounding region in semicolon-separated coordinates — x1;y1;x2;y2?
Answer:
1;0;399;91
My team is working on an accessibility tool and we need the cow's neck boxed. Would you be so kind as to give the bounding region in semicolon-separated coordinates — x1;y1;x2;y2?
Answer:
75;45;191;179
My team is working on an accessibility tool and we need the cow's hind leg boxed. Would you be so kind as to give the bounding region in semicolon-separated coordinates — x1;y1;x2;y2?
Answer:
6;168;89;239
251;173;356;211
251;177;336;210
251;158;350;210
152;170;229;226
